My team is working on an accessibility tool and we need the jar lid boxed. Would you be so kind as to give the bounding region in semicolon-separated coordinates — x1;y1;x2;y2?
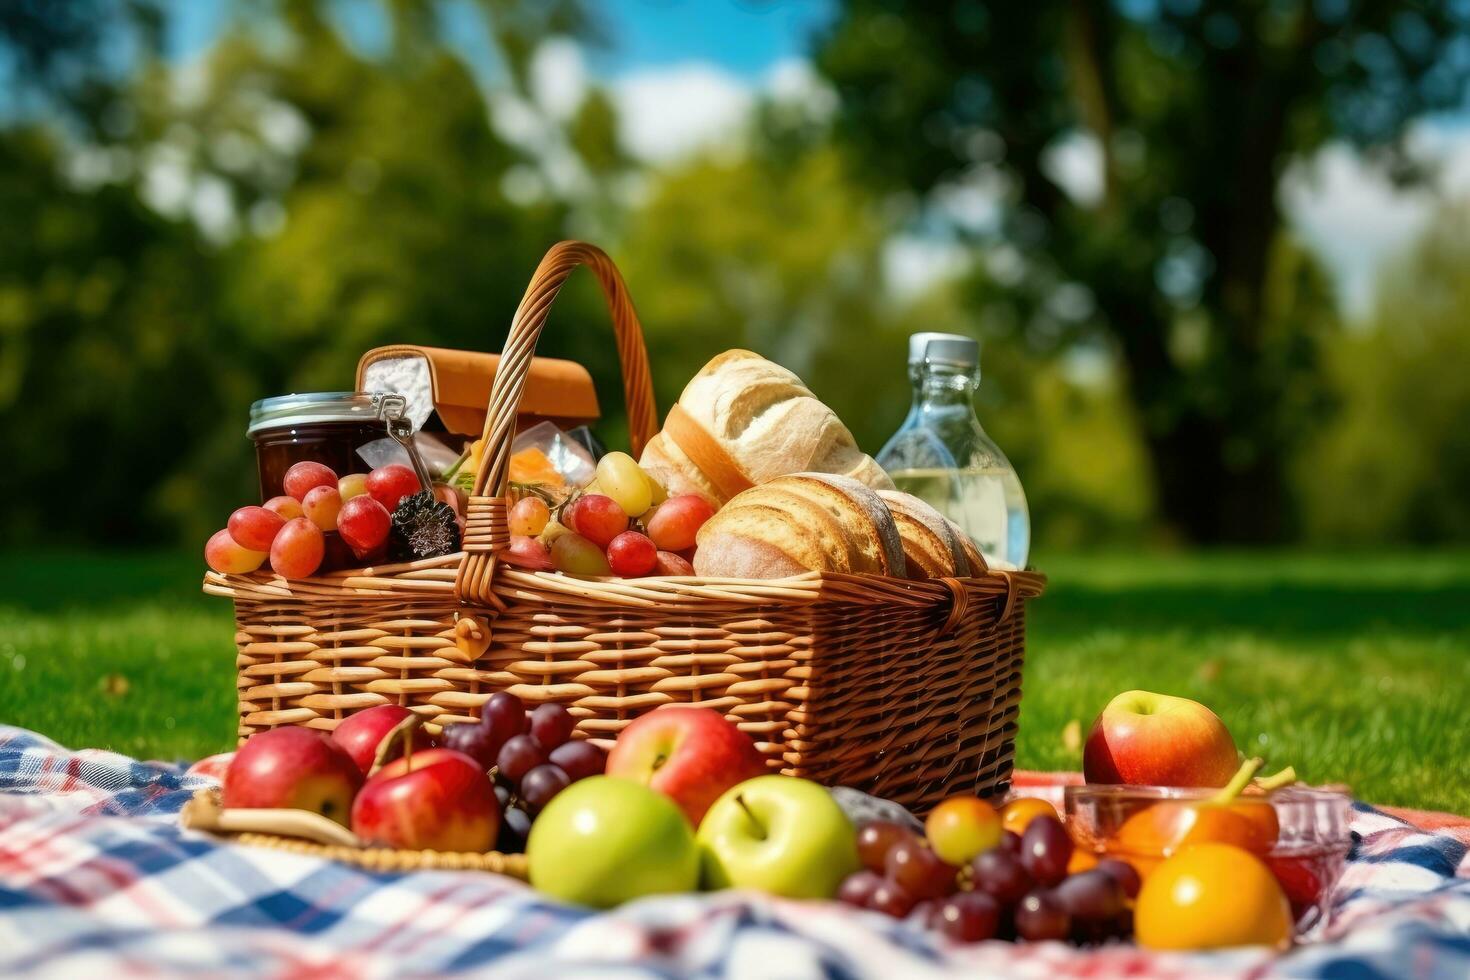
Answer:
908;332;979;368
247;391;391;436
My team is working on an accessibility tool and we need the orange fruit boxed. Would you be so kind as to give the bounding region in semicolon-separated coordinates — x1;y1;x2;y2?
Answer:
1067;848;1099;874
1135;843;1292;951
1115;799;1278;864
925;796;1002;865
1001;797;1059;836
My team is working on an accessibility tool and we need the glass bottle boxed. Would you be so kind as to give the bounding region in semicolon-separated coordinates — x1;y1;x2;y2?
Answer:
877;333;1030;570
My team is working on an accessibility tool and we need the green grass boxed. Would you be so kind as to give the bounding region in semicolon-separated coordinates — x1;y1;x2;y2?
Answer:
2;550;1467;813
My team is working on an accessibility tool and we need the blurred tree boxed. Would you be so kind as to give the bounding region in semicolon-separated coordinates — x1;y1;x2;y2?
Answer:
1297;203;1470;543
816;1;1470;543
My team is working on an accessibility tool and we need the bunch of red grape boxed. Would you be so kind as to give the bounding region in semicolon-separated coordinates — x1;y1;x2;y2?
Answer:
440;692;607;853
501;452;715;578
206;459;466;578
839;814;1140;945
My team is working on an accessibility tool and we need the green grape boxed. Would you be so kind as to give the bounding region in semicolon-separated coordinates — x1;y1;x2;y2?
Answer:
595;452;652;517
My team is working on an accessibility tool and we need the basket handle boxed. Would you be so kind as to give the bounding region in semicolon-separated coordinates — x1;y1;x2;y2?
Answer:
470;241;658;498
457;241;657;607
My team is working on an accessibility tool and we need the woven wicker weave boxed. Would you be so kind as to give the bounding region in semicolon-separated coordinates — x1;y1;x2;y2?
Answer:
205;241;1044;811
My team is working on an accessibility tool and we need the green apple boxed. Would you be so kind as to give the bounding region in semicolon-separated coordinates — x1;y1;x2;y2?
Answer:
697;775;860;899
526;776;700;908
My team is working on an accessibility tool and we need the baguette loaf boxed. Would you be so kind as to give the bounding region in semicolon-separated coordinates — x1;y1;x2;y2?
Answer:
640;350;894;505
694;473;905;579
877;490;970;578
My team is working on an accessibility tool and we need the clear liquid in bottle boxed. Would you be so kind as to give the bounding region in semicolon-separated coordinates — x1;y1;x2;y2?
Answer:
877;333;1030;570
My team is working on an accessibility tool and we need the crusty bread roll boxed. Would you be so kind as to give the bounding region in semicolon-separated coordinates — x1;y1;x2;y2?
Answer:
694;473;905;579
943;517;989;576
878;491;970;578
640;350;894;505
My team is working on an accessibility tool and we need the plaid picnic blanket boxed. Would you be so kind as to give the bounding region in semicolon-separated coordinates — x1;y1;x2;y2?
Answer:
1;725;1466;979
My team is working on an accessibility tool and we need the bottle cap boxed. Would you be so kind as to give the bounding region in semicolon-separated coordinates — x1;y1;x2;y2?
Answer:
908;332;978;368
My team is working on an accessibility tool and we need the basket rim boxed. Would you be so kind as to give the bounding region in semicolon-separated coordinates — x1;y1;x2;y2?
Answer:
204;557;1045;607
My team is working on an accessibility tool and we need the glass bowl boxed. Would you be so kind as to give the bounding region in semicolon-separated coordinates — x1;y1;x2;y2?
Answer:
1064;784;1354;935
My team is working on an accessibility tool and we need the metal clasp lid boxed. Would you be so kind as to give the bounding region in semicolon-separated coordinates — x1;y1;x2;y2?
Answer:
376;393;435;493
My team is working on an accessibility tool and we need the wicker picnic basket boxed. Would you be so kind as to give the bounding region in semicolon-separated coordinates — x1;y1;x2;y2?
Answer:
204;240;1045;812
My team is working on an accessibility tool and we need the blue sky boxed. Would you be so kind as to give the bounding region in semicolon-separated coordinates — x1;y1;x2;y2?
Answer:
166;0;835;81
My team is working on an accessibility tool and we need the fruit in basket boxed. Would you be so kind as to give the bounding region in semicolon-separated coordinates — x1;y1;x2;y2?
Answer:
330;705;433;776
697;775;860;899
264;494;305;521
504;535;553;570
595;452;653;517
496;733;549;785
550;532;613;576
654;550;695;575
205;528;267;574
367;463;421;511
481;691;527;750
509;497;550;537
433;482;467;517
302;485;342;532
1000;797;1060;836
925;796;1003;865
442;722;502;772
269;518;325;578
1019;815;1073;887
338;472;369;502
389;491;461;561
605;707;767;826
645;495;716;552
351;747;500;852
338;496;392;556
283;461;339;502
1134;843;1292;950
606;531;658;577
527;776;700;908
1083;690;1239;788
228;506;286;552
564;493;629;548
508;446;565;489
222;726;362;826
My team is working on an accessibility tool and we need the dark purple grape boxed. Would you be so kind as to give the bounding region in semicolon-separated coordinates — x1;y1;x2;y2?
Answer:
496;733;547;785
837;870;883;908
930;891;1000;942
868;878;916;918
998;830;1023;855
1014;889;1070;942
520;763;572;813
1095;858;1142;899
529;702;576;749
442;722;497;770
548;739;606;781
497;806;532;853
857;820;919;874
481;692;526;747
885;839;958;900
1019;816;1073;887
1054;870;1127;922
970;846;1032;905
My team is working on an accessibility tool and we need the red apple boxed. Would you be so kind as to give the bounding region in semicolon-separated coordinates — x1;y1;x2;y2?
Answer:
330;705;435;777
1083;690;1240;788
605;707;767;826
351;747;500;851
222;726;363;827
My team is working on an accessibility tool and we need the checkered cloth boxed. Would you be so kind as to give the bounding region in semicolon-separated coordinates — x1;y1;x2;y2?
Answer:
1;726;1466;978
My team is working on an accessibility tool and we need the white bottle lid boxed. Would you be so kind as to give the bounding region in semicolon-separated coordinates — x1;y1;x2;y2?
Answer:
908;332;979;368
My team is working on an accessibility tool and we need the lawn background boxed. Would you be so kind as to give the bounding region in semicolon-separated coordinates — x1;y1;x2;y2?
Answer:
2;550;1466;814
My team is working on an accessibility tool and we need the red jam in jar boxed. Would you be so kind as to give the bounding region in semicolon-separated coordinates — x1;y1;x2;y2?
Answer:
248;392;389;501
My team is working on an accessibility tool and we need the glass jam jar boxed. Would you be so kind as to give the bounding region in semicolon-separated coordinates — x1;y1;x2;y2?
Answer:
248;392;389;501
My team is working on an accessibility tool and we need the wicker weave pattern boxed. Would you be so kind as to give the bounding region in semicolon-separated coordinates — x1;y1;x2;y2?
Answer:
209;241;1044;812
